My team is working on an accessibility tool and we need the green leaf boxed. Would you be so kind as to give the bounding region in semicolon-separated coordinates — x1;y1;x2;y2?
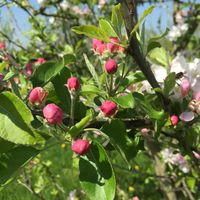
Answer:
111;93;135;109
111;4;123;38
72;25;110;42
3;71;15;81
79;141;116;200
63;54;76;65
0;139;14;154
99;19;118;38
130;5;155;36
186;176;196;191
163;72;176;96
31;59;65;86
0;146;39;188
101;120;136;165
133;92;165;120
147;41;161;53
68;111;93;138
0;92;45;145
148;28;169;44
148;47;169;67
83;54;101;88
147;28;169;53
0;62;8;72
51;67;71;113
81;84;106;96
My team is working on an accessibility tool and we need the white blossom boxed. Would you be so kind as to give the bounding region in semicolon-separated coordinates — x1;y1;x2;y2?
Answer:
60;1;69;10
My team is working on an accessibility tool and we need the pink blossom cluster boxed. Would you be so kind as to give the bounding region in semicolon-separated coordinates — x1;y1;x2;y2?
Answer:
92;37;124;55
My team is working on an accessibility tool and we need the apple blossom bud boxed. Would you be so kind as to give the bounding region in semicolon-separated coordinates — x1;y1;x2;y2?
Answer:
132;197;140;200
29;87;48;105
43;103;63;124
67;77;80;92
105;59;118;74
0;42;6;49
97;43;107;55
141;128;149;136
92;38;103;50
180;78;190;97
71;139;90;155
35;57;46;65
107;37;119;52
170;115;179;126
25;63;33;76
192;151;200;160
100;100;117;117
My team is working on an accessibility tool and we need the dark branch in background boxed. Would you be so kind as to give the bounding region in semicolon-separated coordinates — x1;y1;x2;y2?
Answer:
0;30;27;51
174;7;200;54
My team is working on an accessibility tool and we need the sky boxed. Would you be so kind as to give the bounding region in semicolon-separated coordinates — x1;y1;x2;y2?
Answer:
0;0;199;47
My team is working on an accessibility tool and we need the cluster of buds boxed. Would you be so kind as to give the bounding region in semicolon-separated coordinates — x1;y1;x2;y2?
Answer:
92;37;124;55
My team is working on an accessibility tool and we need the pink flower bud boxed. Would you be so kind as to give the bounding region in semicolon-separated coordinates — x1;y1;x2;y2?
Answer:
29;87;48;105
132;197;140;200
92;38;103;50
0;42;6;49
71;139;90;155
170;115;179;126
35;57;46;65
67;77;80;91
141;128;149;136
97;43;107;55
180;78;190;97
25;63;33;76
100;100;117;117
105;59;118;74
107;37;120;52
179;111;194;122
192;151;200;160
193;91;200;101
43;103;63;124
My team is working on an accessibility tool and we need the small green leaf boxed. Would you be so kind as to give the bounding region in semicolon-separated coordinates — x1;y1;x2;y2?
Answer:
81;84;106;96
0;146;39;188
163;72;176;96
130;5;155;36
72;25;110;42
148;47;169;67
83;54;101;88
111;4;123;38
0;62;8;72
31;59;65;86
99;19;118;38
3;71;15;81
68;111;93;138
79;141;116;200
111;93;135;109
133;92;165;120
